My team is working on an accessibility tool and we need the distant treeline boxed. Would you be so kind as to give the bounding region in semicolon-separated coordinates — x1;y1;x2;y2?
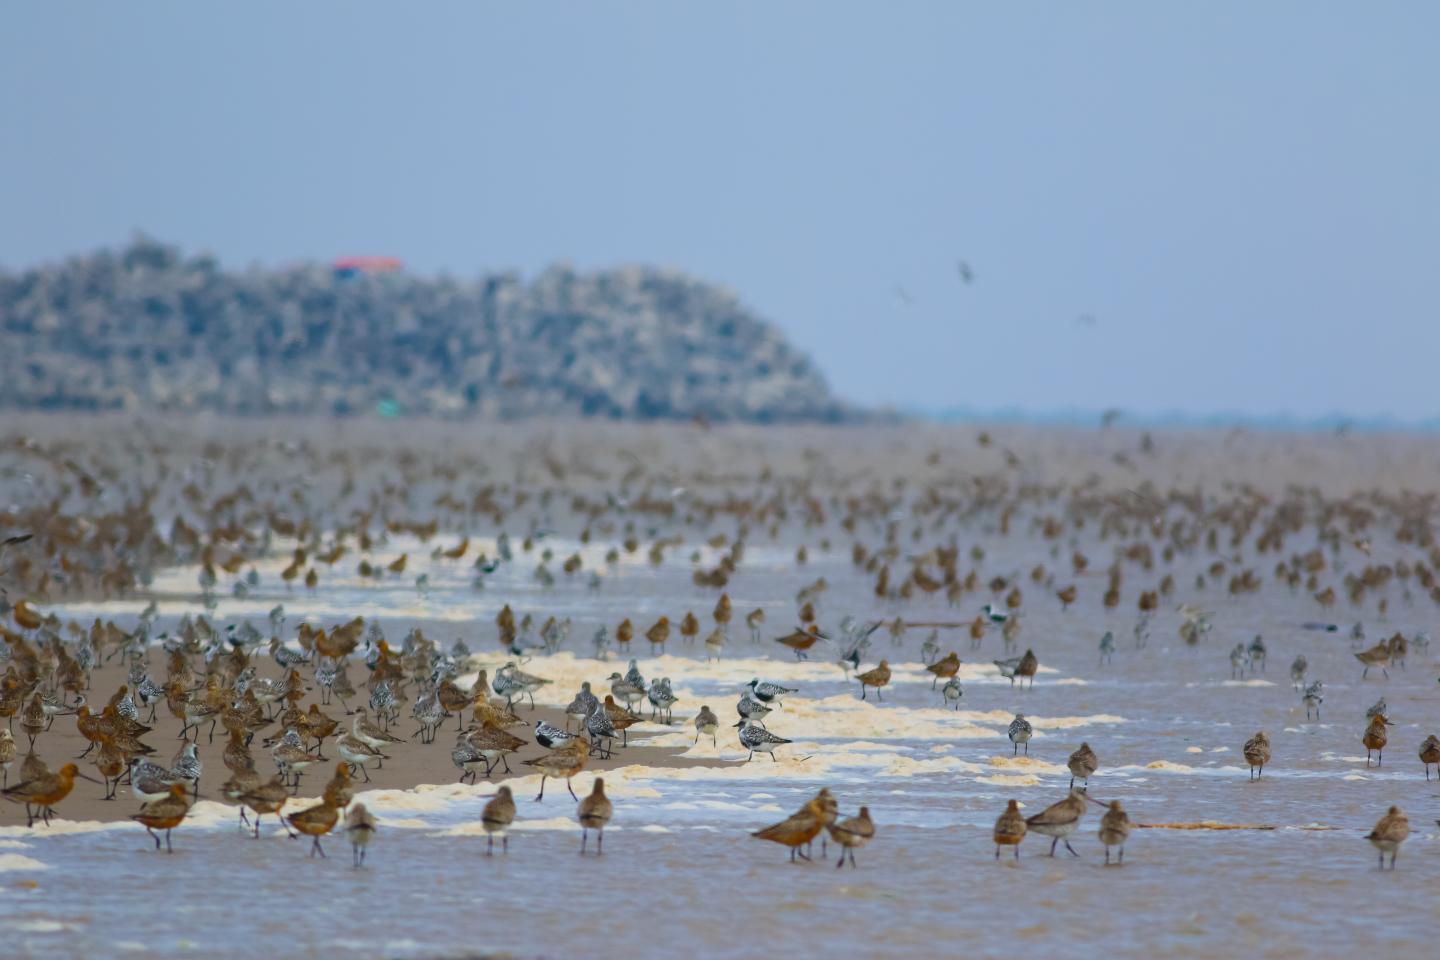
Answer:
0;237;856;422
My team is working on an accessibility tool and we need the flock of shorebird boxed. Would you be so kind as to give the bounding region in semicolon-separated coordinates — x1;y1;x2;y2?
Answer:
2;428;1438;875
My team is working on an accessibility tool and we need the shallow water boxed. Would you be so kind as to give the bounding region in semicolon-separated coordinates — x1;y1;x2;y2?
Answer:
7;529;1438;959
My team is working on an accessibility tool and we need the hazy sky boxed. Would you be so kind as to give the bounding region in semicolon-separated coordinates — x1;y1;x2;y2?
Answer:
3;3;1436;419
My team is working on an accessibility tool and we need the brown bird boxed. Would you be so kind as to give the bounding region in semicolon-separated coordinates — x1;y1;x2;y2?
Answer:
1366;805;1409;870
856;660;891;701
131;782;191;852
524;738;588;801
345;802;376;868
926;652;960;688
2;762;100;827
238;774;292;839
1420;734;1440;780
645;616;671;653
1354;642;1391;680
1056;584;1077;610
1067;742;1098;790
993;799;1027;860
1025;790;1088;857
481;785;516;854
775;625;824;661
827;805;876;869
287;798;341;858
1098;800;1131;864
1363;715;1391;766
577;777;613;854
752;793;827;862
1243;731;1271;780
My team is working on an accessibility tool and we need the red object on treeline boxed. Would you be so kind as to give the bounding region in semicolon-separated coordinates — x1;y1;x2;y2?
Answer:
333;256;403;277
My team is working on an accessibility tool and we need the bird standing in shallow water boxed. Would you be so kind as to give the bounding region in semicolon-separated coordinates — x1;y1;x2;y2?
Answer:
1008;714;1032;756
828;806;875;868
1243;731;1271;780
132;783;191;852
1362;715;1391;766
1366;806;1408;870
1098;800;1131;864
993;799;1026;860
577;777;612;854
1303;681;1323;719
1025;790;1088;857
855;660;891;700
1067;742;1098;790
1419;734;1440;780
481;785;515;854
345;803;376;868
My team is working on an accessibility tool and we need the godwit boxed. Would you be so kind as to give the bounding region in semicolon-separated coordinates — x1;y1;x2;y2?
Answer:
993;799;1026;860
752;794;826;862
1025;790;1088;857
856;660;891;701
827;806;875;869
132;783;191;852
577;777;613;854
345;803;377;868
524;738;588;801
1362;715;1391;766
287;798;341;857
2;762;101;826
1067;742;1098;790
926;652;960;689
481;785;516;854
1366;806;1408;870
1419;735;1440;780
1243;731;1271;779
1097;800;1131;864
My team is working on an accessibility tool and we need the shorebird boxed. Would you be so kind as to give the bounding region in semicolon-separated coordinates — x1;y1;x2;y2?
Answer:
1290;655;1308;688
647;677;679;724
322;762;354;811
564;682;599;731
345;803;376;868
2;762;100;826
481;785;516;854
980;603;1008;625
1247;635;1266;671
1025;790;1088;857
0;729;15;788
993;799;1026;859
1303;681;1324;720
336;732;387;782
1098;799;1131;864
1354;642;1391;680
1098;631;1115;665
1362;715;1391;766
170;742;203;798
1419;735;1440;780
736;718;791;762
607;673;645;713
775;625;825;660
752;793;826;862
1008;714;1033;756
694;705;719;746
577;777;613;854
351;708;404;760
1366;805;1409;870
1067;742;1098;790
238;774;292;839
271;728;319;794
736;692;772;728
535;719;577;751
926;652;960;689
744;679;795;705
132;783;191;852
1365;697;1388;720
856;660;891;701
828;806;875;868
1228;643;1249;679
1243;731;1271;779
584;701;620;758
524;739;588;801
941;677;963;709
287;799;341;857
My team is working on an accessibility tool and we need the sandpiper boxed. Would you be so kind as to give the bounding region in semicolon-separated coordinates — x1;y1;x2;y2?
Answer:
1290;654;1308;688
1354;642;1390;680
1243;731;1271;779
1366;805;1408;870
238;774;292;839
1303;681;1324;720
941;677;963;709
577;777;613;855
993;799;1026;860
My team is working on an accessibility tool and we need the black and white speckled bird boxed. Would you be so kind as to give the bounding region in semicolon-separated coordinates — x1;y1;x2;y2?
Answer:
745;679;796;704
1303;680;1324;720
534;719;577;751
735;718;791;762
565;682;599;731
1008;714;1033;756
169;743;203;798
736;692;772;727
648;677;678;724
624;659;647;693
585;701;620;758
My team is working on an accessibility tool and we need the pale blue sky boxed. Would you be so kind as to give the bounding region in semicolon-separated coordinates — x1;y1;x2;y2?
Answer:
3;2;1436;419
